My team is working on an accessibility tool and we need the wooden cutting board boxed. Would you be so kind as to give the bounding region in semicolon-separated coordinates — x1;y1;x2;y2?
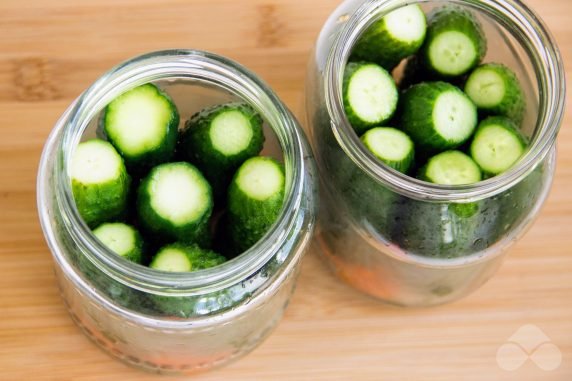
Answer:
1;0;571;380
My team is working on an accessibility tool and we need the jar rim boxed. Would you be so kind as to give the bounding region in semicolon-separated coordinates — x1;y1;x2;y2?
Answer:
325;0;566;202
39;49;311;294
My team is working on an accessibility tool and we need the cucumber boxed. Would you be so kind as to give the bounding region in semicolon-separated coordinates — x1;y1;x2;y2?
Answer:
103;83;179;171
228;156;285;253
352;5;426;70
419;150;482;185
421;6;486;78
464;63;525;124
93;222;144;264
360;127;414;173
136;162;213;246
400;81;477;151
150;243;226;272
343;62;398;134
71;139;131;228
178;103;264;198
470;116;527;176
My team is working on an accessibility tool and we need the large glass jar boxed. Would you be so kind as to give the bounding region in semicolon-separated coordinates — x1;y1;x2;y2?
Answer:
37;50;317;374
306;0;565;307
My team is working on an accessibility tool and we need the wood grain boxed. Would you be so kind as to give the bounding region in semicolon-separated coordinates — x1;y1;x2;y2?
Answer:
1;0;571;380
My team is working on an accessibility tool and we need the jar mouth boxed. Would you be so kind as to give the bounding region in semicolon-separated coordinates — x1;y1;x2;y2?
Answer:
325;0;565;202
42;49;308;294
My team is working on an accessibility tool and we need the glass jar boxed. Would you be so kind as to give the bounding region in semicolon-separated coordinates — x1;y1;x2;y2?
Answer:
37;50;317;374
306;0;565;306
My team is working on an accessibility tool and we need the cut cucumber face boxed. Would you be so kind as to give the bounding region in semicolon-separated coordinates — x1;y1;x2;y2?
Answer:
228;156;285;253
103;84;179;171
93;222;144;264
352;5;426;70
400;81;477;151
178;103;264;198
150;243;226;272
464;63;525;124
361;127;414;173
420;150;482;185
421;6;486;77
470;116;527;175
71;139;131;228
343;62;398;134
137;162;213;245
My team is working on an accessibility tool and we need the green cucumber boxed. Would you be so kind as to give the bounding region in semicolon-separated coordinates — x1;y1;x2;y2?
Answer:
400;81;477;151
178;103;264;198
228;156;285;253
93;222;144;264
343;62;398;134
71;139;131;228
419;150;482;185
360;127;414;173
150;243;226;272
470;116;527;176
464;63;525;123
103;83;179;171
352;5;426;70
421;5;486;78
136;162;213;246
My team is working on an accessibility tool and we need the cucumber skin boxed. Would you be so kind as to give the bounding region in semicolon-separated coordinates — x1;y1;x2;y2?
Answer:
399;81;477;152
178;103;264;200
150;243;226;271
103;84;179;173
72;143;131;229
343;62;398;134
420;6;487;78
136;163;213;247
227;159;285;254
351;7;426;70
465;63;526;124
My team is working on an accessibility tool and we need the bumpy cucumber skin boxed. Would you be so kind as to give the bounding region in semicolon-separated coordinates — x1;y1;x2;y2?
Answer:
420;5;487;78
351;5;426;70
178;103;264;199
360;127;415;174
93;223;144;264
103;84;179;173
343;62;398;134
227;158;285;253
72;140;131;229
400;82;477;152
150;243;226;271
136;162;213;247
464;63;526;124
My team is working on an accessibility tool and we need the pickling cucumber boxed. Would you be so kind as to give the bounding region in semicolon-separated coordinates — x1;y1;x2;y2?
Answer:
420;6;486;78
103;84;179;171
136;162;213;246
228;156;285;253
93;222;144;264
400;81;478;151
178;103;264;198
343;62;399;134
352;5;427;70
150;243;226;272
470;116;527;176
464;63;525;123
419;150;482;185
361;127;414;173
71;139;131;228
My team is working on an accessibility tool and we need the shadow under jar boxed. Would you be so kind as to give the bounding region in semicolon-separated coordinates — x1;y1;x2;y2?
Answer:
37;50;317;374
306;0;565;307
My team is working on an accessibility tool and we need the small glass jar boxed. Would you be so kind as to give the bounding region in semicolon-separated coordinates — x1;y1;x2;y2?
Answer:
37;50;317;374
306;0;565;306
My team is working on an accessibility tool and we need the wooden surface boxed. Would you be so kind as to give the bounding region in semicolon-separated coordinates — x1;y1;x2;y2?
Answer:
1;0;571;380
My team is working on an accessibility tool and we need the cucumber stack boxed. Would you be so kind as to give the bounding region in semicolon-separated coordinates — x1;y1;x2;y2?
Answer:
70;84;286;289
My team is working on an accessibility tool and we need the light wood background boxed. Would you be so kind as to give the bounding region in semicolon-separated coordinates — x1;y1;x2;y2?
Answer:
1;0;571;380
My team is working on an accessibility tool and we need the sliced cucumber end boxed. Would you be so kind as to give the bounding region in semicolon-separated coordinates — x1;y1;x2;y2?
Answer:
471;123;526;174
150;247;192;272
424;151;482;185
384;5;427;44
235;157;285;201
464;67;505;107
93;223;140;260
71;140;124;185
433;89;477;143
428;31;477;76
209;110;254;155
361;127;414;172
